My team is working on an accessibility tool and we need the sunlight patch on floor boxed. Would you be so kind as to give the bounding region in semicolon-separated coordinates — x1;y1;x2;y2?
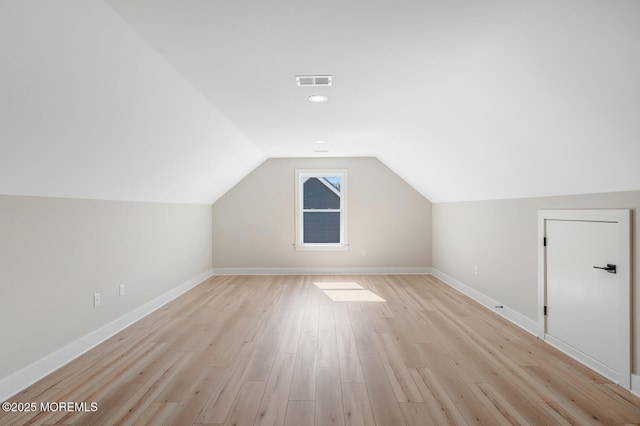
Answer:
322;289;386;302
314;281;364;290
314;281;386;302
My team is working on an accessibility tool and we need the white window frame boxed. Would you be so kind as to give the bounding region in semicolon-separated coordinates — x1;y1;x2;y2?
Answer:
295;169;348;251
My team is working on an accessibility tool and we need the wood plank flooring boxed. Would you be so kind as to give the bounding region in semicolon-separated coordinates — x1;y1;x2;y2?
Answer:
2;274;640;425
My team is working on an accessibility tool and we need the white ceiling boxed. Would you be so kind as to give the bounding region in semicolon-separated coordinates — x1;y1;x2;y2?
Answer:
0;0;264;204
2;0;639;204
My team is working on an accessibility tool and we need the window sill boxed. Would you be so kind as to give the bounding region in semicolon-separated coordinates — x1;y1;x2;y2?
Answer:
295;244;349;252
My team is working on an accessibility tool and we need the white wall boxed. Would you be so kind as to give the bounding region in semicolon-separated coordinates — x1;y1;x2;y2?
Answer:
432;190;640;370
212;157;432;271
0;195;212;383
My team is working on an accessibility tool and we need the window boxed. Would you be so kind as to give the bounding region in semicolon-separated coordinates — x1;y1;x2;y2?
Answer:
295;169;347;250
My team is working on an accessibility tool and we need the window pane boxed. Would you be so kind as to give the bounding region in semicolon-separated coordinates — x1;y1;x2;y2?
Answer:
303;212;340;243
303;177;340;209
323;177;341;192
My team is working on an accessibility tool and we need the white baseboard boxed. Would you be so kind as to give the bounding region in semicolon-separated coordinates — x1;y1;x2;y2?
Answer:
212;267;432;275
631;375;640;398
544;334;617;383
0;269;213;402
431;269;640;393
430;268;538;336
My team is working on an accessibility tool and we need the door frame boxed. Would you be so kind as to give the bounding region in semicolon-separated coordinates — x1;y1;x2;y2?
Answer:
538;209;631;389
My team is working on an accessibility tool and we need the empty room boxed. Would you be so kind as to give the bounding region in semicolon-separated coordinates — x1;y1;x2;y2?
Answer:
1;1;640;425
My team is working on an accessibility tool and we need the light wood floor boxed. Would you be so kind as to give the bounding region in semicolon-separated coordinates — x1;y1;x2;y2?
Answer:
3;275;640;425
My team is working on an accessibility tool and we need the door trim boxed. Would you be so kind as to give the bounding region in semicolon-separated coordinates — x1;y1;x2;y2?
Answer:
537;209;631;389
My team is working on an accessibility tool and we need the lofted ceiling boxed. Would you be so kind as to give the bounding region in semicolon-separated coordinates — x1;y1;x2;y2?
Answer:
2;1;640;204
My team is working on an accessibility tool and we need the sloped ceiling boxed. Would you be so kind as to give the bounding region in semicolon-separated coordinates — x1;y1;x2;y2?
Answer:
2;1;639;204
0;1;265;204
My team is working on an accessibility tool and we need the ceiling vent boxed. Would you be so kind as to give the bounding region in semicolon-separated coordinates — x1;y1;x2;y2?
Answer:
296;75;332;87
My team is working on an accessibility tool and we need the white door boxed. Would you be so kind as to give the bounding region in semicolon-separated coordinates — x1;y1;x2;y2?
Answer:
545;220;619;379
539;209;631;389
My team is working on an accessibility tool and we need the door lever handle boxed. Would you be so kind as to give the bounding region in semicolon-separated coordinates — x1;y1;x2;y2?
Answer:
593;264;616;274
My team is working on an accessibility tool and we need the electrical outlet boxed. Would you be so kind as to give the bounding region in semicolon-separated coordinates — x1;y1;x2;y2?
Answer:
119;284;125;296
94;293;101;307
474;265;478;275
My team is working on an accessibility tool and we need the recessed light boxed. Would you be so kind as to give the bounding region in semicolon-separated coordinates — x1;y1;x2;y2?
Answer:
308;95;328;103
316;140;326;144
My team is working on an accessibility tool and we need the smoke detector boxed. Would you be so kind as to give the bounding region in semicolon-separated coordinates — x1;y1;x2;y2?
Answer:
296;75;333;87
